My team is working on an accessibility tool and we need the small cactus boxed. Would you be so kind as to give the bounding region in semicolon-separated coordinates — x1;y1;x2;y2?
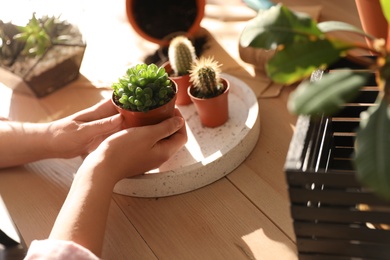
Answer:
189;56;225;98
168;36;196;76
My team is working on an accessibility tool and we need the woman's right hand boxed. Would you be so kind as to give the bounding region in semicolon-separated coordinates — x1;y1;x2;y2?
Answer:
78;109;187;185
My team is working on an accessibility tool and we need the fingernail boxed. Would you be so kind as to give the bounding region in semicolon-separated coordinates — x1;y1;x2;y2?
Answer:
174;116;184;128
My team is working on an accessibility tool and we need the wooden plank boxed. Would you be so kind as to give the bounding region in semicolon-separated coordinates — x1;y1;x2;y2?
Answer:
297;238;390;258
294;222;390;243
114;178;297;260
291;206;390;224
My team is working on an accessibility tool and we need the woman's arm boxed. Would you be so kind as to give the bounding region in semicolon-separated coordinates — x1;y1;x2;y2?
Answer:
0;99;122;168
48;112;187;256
0;121;52;168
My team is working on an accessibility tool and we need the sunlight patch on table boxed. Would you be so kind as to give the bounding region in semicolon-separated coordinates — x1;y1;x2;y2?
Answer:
241;228;297;259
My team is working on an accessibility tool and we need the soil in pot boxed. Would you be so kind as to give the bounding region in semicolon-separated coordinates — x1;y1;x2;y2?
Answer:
129;0;204;45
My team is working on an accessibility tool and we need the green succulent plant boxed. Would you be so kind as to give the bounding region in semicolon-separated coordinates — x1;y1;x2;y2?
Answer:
168;36;196;76
112;63;175;113
189;56;225;99
240;3;390;198
14;13;70;57
0;13;71;63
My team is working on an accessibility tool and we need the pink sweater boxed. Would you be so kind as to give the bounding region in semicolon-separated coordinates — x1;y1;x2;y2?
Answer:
24;239;99;260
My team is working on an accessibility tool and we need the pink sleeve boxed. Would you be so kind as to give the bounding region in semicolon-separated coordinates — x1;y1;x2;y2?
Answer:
24;239;100;260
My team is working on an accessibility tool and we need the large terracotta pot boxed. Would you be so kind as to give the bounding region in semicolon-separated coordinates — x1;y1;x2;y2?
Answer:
355;0;390;49
125;0;206;46
188;77;230;128
162;61;192;105
112;81;177;128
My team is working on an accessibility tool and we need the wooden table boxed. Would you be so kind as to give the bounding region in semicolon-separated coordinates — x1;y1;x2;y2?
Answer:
0;1;365;259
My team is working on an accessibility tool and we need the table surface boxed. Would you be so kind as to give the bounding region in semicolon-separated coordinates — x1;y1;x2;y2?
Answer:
0;0;366;259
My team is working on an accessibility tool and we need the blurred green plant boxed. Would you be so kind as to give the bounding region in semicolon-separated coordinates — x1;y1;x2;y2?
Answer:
112;63;175;113
240;3;390;198
0;13;71;62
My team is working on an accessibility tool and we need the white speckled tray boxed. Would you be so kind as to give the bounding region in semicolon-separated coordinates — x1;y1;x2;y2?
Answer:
113;73;260;197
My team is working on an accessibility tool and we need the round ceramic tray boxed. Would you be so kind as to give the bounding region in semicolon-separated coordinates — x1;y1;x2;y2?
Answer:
113;73;260;197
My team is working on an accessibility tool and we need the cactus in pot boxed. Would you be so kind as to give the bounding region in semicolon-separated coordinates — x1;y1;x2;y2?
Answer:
188;56;230;127
189;56;226;98
168;35;196;76
163;35;197;105
111;63;177;128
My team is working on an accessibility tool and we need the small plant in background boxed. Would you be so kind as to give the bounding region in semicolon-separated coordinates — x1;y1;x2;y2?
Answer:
189;56;225;99
0;13;71;62
14;13;71;57
0;12;85;97
240;3;390;198
112;63;175;113
14;13;52;57
168;35;196;76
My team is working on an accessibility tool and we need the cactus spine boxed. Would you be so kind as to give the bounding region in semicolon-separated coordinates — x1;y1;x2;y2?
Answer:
168;36;196;76
189;56;224;98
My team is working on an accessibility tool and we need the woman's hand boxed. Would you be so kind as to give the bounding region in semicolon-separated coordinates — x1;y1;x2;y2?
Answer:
79;109;187;185
49;109;187;256
46;99;123;158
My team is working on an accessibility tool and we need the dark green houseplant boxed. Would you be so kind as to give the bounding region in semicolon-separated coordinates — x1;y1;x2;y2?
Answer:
240;3;390;198
0;13;86;97
111;63;177;128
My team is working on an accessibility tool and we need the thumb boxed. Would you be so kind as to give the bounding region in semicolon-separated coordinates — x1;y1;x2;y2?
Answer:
151;116;185;141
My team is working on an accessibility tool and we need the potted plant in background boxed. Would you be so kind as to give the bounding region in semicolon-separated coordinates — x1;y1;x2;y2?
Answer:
0;13;86;97
240;2;390;259
240;2;390;198
188;56;229;127
111;63;177;128
163;35;197;105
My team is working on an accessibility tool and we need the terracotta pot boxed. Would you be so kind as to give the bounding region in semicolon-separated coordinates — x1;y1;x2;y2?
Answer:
125;0;205;46
188;77;230;128
355;0;389;49
162;61;192;105
112;81;177;128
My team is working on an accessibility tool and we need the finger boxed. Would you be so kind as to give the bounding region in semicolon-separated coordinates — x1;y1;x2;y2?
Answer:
72;99;118;122
154;119;187;158
151;116;186;142
79;114;123;138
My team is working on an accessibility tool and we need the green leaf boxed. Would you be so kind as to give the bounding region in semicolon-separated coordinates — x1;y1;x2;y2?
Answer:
380;0;390;24
240;4;323;49
266;38;354;84
288;70;368;115
318;21;376;40
355;98;390;199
